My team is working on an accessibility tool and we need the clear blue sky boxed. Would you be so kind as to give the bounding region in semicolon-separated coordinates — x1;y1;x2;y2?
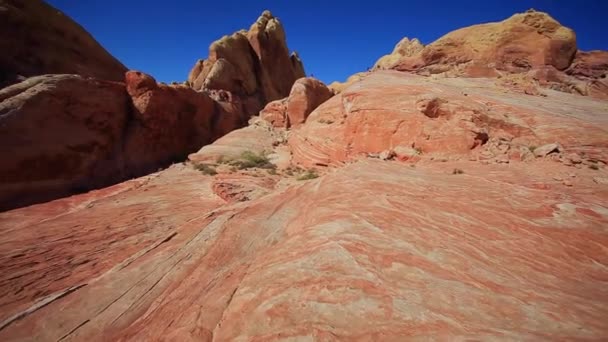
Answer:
48;0;608;85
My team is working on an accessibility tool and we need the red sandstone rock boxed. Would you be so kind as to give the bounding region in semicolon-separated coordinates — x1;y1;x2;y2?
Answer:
389;10;576;74
1;156;607;340
259;98;288;127
286;78;334;127
290;71;607;168
260;77;333;128
0;0;126;87
123;71;221;174
0;74;128;211
2;7;608;342
0;71;252;211
566;50;608;79
370;10;608;99
187;11;305;116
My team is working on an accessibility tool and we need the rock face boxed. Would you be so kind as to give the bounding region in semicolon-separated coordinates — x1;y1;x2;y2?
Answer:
0;0;126;87
187;11;305;116
0;9;306;211
0;71;251;211
372;10;607;99
373;37;424;70
260;77;333;128
0;75;129;210
384;10;576;73
290;70;608;167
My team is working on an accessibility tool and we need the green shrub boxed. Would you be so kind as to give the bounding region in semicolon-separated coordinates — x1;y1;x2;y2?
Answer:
194;163;217;175
230;150;275;170
297;169;319;180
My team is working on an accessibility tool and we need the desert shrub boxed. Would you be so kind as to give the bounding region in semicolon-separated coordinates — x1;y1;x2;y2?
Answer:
589;164;599;170
452;168;464;175
231;150;275;170
297;169;319;180
194;163;217;175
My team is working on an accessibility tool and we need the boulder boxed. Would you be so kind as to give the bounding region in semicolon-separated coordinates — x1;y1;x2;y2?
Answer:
260;77;333;128
259;98;288;128
0;0;126;87
533;143;562;158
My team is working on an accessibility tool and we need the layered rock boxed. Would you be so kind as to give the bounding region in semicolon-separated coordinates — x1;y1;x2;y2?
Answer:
1;157;607;340
0;71;251;211
372;10;608;98
290;70;608;167
0;0;126;87
260;77;333;128
187;11;305;116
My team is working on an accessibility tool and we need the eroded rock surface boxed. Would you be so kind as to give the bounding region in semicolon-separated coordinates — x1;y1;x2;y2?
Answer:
187;11;305;116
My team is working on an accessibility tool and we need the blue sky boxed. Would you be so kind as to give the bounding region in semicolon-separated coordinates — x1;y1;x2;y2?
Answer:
48;0;608;85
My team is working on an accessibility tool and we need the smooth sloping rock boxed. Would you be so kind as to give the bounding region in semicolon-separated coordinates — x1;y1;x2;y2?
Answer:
188;118;282;164
0;158;607;340
260;77;333;128
0;0;126;87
